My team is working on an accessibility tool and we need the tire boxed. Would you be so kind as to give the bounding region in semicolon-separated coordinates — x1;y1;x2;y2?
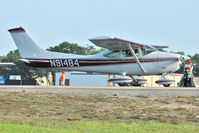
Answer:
118;83;129;86
118;83;142;87
129;83;142;86
163;84;170;87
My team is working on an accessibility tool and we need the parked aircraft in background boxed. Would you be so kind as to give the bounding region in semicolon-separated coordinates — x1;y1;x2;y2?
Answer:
8;27;189;87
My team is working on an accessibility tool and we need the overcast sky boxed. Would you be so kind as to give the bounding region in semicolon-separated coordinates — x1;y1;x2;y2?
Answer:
0;0;199;56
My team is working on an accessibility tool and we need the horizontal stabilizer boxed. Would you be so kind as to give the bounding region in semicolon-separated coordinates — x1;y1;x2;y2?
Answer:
20;59;49;63
0;62;15;66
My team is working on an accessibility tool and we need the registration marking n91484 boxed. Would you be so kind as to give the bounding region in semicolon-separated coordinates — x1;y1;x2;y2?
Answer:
49;59;79;67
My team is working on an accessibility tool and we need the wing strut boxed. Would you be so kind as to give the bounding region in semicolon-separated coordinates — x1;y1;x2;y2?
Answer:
127;43;146;74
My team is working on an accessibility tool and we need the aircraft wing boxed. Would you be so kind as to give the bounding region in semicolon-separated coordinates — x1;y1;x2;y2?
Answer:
89;37;144;50
89;37;169;50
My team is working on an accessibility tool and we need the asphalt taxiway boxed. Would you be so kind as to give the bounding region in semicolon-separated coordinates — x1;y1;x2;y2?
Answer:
0;86;199;96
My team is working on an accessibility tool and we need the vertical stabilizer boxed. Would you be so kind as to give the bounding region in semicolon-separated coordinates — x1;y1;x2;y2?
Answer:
8;27;50;58
8;27;75;59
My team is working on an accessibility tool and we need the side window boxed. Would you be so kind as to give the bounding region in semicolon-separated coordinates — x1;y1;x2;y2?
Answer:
134;49;139;56
122;49;138;57
122;50;132;57
103;50;121;58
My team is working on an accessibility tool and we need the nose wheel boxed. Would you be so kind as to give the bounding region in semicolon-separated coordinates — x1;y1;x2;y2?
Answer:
163;84;170;87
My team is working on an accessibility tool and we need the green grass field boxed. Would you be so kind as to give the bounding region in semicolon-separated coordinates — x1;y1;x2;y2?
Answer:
0;92;199;132
0;121;199;133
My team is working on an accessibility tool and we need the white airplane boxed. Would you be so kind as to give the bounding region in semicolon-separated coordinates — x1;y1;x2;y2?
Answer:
0;62;15;67
8;27;189;87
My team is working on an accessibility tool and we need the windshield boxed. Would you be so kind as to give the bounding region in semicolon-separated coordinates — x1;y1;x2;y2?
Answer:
142;45;157;55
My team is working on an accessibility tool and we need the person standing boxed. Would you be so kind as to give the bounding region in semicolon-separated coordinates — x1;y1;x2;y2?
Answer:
181;60;196;87
47;72;53;85
107;74;116;87
60;71;65;86
185;60;193;76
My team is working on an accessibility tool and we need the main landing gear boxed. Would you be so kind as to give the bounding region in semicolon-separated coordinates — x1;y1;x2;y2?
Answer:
108;75;147;87
155;72;175;87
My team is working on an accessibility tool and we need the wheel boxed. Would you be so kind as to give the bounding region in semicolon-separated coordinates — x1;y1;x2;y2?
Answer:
118;83;129;86
163;84;170;87
118;83;142;87
128;83;142;86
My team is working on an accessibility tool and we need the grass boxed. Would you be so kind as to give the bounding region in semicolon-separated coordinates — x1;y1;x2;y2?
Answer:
0;92;199;124
0;121;199;133
0;124;61;133
0;92;199;132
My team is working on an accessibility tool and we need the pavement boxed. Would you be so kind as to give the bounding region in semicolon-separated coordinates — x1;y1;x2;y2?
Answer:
0;85;199;96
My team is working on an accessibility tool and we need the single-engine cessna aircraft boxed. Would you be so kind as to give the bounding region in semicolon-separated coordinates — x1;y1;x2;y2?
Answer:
8;27;189;87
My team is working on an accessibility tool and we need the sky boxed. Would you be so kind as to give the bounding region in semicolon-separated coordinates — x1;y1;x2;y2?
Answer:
0;0;199;56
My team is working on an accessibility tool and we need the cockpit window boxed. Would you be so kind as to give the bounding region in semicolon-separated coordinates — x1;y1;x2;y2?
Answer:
103;50;121;58
122;49;138;57
122;50;132;57
142;45;157;55
103;45;156;58
104;49;139;58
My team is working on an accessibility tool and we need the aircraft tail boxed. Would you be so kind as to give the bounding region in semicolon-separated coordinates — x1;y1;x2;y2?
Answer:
8;27;70;59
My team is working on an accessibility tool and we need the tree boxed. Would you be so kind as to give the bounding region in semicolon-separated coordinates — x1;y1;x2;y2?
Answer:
47;42;87;55
85;44;105;55
47;41;103;55
0;50;42;80
191;54;199;76
156;48;167;52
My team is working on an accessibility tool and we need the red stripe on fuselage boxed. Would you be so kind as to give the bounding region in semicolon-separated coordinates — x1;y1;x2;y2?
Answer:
23;57;178;68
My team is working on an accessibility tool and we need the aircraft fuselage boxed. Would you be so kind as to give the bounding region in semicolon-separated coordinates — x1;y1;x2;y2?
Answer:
23;51;182;76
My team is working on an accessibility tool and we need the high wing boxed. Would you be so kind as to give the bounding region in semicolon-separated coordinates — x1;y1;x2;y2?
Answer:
89;37;144;50
89;36;168;50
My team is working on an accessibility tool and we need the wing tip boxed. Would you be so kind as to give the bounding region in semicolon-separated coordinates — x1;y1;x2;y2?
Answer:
89;36;115;41
8;26;25;33
152;45;169;48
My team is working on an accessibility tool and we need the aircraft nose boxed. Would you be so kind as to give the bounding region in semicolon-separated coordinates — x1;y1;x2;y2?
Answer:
179;55;190;62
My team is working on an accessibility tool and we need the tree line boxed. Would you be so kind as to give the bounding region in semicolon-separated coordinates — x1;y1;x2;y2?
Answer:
0;42;198;80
